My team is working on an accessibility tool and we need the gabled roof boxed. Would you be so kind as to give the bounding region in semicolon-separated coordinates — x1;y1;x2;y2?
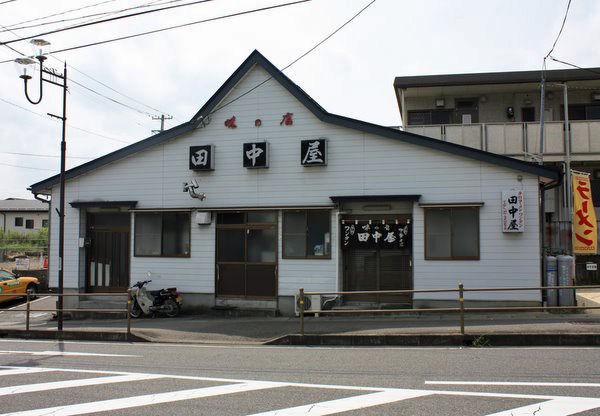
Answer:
30;50;560;194
0;198;47;212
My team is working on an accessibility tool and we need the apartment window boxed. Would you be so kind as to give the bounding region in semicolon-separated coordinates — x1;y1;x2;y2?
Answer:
14;217;23;227
134;212;190;257
25;219;34;229
42;219;49;228
424;206;480;260
283;210;331;258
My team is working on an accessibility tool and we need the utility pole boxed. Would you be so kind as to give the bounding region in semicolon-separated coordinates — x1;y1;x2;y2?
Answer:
152;114;172;134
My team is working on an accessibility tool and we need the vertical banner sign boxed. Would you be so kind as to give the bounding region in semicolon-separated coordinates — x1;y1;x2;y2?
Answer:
572;171;598;254
502;190;524;232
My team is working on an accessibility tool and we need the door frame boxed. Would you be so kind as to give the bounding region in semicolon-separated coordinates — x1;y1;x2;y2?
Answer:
215;211;279;299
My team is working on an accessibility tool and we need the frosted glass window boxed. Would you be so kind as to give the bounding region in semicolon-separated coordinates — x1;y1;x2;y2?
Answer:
425;207;479;260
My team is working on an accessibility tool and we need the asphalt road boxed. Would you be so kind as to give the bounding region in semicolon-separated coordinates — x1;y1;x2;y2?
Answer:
0;339;599;415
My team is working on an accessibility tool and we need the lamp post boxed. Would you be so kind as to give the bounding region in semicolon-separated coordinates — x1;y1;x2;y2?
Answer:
16;39;67;331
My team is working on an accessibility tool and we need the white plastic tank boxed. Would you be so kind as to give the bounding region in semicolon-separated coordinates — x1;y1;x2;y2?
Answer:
557;255;575;306
545;255;558;307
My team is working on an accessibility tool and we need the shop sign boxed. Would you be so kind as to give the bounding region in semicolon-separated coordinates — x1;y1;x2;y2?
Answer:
572;171;597;254
243;142;269;168
502;190;524;232
301;138;327;166
189;145;214;171
342;221;410;250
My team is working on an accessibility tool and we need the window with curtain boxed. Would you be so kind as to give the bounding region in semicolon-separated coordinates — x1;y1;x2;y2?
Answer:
283;210;331;259
134;212;190;257
425;206;479;260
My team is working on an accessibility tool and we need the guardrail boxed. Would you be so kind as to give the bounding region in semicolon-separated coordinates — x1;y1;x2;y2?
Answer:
297;284;600;336
0;290;132;336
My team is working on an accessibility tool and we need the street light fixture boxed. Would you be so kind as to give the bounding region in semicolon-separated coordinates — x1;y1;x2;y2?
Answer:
16;39;67;331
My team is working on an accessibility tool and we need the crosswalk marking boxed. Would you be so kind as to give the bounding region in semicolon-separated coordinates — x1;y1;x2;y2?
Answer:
0;366;599;416
427;380;600;388
0;373;165;396
247;389;432;416
484;398;600;416
0;350;139;357
0;368;54;377
0;381;285;416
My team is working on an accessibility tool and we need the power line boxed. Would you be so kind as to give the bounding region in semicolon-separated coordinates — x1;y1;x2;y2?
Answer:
1;0;214;45
0;0;311;60
0;151;92;160
1;26;177;123
0;96;131;143
0;162;56;172
3;0;118;30
210;0;376;115
0;0;17;5
1;0;181;33
545;0;572;59
549;56;600;77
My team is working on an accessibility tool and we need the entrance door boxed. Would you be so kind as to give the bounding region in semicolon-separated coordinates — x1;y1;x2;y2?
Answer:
86;213;130;292
216;212;277;298
342;216;412;304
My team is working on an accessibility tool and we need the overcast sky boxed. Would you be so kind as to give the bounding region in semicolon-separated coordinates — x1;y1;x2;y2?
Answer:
1;0;599;200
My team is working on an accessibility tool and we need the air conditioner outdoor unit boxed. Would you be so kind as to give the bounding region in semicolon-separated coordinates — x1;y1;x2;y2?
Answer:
294;294;322;316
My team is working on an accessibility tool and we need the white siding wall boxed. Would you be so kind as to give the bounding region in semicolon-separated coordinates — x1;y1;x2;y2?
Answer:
49;65;543;301
1;212;47;233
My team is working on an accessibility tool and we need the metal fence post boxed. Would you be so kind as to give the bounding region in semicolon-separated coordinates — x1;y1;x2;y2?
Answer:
458;283;465;335
25;292;30;332
126;289;132;338
299;288;305;337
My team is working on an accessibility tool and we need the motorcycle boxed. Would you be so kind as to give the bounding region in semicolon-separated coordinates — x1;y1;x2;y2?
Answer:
129;280;182;318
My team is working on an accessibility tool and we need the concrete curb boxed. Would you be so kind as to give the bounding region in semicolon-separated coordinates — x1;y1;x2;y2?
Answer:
0;329;147;343
266;333;600;347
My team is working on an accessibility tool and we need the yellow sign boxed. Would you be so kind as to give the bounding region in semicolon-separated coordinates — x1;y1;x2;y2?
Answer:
572;172;598;254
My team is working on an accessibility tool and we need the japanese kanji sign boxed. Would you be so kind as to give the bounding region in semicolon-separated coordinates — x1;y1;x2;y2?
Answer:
189;145;214;171
572;171;597;254
502;190;524;233
301;138;327;166
243;142;269;168
342;221;410;250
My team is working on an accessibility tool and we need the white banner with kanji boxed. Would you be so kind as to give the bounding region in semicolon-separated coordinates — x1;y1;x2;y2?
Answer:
502;190;524;232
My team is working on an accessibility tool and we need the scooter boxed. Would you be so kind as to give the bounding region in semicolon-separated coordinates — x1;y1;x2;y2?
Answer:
129;280;182;318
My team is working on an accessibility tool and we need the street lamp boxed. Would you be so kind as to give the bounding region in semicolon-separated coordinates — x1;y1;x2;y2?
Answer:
16;39;67;331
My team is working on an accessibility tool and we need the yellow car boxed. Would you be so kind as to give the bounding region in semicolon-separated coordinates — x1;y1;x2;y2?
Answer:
0;269;39;304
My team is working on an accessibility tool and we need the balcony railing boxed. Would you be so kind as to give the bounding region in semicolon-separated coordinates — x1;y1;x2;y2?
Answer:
405;120;600;160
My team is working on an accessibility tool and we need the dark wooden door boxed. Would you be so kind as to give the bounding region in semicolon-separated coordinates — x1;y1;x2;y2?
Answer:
216;212;277;298
86;213;130;292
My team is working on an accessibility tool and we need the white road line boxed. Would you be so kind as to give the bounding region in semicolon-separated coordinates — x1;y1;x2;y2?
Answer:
426;380;600;388
247;389;432;416
485;398;600;416
0;368;54;377
0;381;285;416
0;350;139;357
0;373;165;396
0;297;51;313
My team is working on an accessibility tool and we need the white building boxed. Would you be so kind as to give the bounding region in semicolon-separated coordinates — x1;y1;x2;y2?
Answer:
30;51;559;315
0;198;48;233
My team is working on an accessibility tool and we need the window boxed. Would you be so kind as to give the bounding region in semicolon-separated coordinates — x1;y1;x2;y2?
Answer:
42;219;48;228
25;219;34;229
134;212;190;257
15;217;23;227
283;210;331;258
407;109;453;125
424;206;479;260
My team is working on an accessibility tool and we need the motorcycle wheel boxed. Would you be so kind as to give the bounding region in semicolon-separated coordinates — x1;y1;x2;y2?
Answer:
163;298;180;317
130;300;143;318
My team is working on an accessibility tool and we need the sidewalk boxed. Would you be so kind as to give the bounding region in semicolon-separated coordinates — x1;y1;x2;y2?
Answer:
2;311;600;346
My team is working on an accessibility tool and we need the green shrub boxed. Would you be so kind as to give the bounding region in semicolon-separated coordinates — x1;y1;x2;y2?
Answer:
0;229;48;253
